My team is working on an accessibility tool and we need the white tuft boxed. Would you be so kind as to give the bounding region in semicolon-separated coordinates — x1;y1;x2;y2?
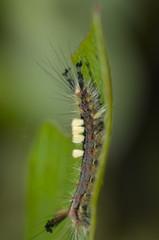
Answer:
72;118;84;127
72;126;84;134
72;149;84;158
72;134;84;143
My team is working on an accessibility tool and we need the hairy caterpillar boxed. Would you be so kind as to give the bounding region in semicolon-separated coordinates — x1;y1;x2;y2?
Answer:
39;58;105;239
29;5;112;240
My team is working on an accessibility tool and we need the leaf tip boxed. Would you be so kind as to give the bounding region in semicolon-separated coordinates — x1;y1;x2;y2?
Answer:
93;3;101;15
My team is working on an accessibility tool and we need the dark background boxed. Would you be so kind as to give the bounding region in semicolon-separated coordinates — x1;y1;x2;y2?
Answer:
0;0;159;240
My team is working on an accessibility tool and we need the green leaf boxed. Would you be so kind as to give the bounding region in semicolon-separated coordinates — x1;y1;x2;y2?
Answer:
71;4;112;240
25;123;74;240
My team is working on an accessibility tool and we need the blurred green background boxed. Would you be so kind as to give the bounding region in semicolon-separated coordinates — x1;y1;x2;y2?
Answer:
0;0;159;240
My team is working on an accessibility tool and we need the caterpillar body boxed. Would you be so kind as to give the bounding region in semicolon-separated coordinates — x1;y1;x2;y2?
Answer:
44;60;105;238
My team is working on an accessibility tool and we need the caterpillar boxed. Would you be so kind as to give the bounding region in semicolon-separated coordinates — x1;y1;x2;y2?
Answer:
42;59;105;238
